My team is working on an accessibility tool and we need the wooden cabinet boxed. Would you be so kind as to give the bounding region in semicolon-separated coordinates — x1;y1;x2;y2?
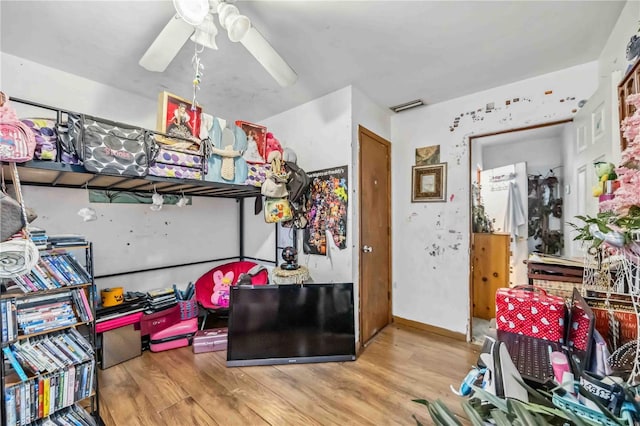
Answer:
472;233;510;320
618;59;640;151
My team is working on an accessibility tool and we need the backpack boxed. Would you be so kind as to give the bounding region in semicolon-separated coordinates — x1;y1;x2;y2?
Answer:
0;93;37;163
284;161;311;204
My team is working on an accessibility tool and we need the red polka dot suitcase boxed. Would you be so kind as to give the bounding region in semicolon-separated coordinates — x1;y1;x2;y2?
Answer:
495;285;567;343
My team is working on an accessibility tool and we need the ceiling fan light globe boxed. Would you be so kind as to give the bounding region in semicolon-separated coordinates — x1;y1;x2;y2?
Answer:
173;0;209;26
227;14;251;42
218;3;239;29
196;14;217;34
191;30;218;49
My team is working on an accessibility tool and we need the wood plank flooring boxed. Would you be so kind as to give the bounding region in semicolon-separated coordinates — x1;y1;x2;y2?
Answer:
97;324;481;425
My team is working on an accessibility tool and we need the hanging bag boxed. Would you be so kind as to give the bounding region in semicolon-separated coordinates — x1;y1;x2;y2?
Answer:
261;175;289;198
264;198;293;223
0;92;37;163
0;163;40;279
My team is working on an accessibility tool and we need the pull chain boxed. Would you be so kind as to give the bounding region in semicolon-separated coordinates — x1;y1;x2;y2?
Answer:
191;42;205;112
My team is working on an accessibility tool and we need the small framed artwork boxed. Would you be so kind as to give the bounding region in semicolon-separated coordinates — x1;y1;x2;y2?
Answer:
576;125;586;152
157;91;203;151
415;145;440;166
235;120;268;163
412;163;447;202
591;102;605;142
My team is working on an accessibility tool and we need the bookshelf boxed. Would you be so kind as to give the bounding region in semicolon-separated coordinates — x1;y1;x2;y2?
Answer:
1;243;103;425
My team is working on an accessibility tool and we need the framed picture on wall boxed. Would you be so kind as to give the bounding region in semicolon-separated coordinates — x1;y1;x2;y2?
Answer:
412;163;447;202
157;91;203;151
591;102;605;142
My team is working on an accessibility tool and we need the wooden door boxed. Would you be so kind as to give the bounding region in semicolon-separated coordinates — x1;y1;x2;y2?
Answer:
472;233;510;320
359;126;392;346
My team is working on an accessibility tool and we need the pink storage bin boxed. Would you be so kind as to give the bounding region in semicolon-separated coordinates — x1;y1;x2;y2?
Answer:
193;328;228;354
149;317;198;352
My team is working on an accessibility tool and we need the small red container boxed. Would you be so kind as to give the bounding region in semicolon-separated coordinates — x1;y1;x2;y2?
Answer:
496;286;566;343
139;305;181;336
193;328;228;354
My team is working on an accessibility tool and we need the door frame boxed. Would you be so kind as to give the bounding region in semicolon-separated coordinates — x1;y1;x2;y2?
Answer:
358;125;392;350
467;119;572;341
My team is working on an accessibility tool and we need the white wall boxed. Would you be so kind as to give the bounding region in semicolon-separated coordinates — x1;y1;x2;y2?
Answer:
261;87;354;283
391;62;599;335
482;136;564;175
1;52;273;293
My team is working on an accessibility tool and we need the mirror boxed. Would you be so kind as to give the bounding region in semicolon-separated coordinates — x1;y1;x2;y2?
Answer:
469;120;576;343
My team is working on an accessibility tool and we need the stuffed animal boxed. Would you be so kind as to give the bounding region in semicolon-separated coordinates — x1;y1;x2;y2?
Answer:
211;270;235;308
265;132;284;170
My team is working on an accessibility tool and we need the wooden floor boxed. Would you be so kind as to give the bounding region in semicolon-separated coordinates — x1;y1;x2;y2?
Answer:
97;325;480;425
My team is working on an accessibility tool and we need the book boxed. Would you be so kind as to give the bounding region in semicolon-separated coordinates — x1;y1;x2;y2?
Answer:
3;346;28;381
6;385;17;426
62;254;91;283
1;299;7;342
78;288;94;322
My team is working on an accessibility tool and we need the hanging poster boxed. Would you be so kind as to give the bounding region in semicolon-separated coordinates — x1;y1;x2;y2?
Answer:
303;166;348;255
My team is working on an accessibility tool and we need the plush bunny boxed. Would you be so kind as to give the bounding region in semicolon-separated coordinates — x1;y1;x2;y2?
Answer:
211;270;235;308
265;132;283;165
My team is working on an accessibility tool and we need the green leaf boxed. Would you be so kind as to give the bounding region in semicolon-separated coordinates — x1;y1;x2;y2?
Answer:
513;376;555;406
461;400;487;426
508;399;538;425
412;399;429;406
426;400;462;426
470;385;508;412
490;409;513;426
432;399;463;426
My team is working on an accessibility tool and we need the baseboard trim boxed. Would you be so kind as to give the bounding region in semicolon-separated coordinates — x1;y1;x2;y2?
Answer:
393;316;466;341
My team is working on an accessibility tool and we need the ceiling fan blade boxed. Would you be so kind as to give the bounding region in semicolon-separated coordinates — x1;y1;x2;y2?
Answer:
139;15;195;72
240;27;297;87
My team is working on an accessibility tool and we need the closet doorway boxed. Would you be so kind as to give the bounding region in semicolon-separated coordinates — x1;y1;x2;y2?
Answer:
468;120;572;344
359;126;392;347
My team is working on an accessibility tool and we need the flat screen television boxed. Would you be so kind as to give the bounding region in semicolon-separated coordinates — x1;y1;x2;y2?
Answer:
227;283;356;367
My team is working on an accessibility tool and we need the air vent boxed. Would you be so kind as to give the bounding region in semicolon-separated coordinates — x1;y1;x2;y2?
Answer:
389;99;425;113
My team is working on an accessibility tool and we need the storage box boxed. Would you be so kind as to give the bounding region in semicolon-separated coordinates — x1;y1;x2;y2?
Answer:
149;317;198;353
193;328;228;354
140;305;181;336
495;286;566;343
101;324;142;369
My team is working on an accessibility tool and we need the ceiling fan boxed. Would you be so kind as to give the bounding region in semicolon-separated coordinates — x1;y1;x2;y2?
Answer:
139;0;297;87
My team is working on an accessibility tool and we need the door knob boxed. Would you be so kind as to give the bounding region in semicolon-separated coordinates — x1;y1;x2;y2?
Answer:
362;245;373;253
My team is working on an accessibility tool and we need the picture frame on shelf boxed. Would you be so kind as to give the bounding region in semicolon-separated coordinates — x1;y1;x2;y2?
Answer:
412;163;447;202
591;102;605;143
157;91;203;152
236;120;268;164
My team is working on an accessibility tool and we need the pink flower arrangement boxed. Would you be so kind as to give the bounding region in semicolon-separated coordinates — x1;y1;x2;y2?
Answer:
606;93;640;218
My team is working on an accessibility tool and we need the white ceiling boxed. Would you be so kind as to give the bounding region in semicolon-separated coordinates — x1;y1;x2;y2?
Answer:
0;1;626;123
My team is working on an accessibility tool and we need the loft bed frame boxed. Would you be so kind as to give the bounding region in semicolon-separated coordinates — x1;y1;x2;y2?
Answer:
2;97;277;273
